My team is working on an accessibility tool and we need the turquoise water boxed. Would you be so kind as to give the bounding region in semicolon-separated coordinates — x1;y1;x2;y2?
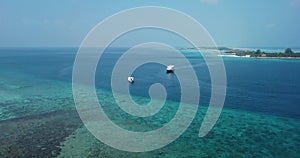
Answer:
0;48;299;157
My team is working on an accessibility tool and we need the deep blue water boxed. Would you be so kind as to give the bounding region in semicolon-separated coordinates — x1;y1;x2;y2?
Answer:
1;48;300;157
1;48;299;119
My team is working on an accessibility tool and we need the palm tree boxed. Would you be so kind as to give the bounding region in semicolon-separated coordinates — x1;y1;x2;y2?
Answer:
285;48;293;54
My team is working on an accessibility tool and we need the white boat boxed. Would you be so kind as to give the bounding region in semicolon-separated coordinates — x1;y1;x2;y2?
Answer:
128;76;134;83
166;65;174;73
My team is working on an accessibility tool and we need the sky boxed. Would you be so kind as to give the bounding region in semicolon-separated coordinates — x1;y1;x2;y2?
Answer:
0;0;300;48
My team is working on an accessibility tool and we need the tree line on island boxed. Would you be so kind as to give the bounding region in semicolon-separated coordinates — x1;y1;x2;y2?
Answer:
225;48;300;57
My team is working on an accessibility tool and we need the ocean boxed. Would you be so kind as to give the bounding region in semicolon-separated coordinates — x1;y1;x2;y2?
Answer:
0;48;299;157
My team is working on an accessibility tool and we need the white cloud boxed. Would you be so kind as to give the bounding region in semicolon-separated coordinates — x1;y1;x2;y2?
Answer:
264;23;276;29
290;0;300;8
201;0;219;4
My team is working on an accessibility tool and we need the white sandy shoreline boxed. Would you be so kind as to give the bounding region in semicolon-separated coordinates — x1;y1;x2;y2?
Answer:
219;54;300;59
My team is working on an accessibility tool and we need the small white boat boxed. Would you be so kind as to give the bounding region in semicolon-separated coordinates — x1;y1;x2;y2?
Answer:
166;65;174;73
128;76;134;83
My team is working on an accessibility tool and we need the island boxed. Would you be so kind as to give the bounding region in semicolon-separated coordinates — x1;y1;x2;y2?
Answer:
224;48;300;58
181;47;300;59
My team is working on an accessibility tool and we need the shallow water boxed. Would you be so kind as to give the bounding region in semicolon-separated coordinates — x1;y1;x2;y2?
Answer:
0;48;299;157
